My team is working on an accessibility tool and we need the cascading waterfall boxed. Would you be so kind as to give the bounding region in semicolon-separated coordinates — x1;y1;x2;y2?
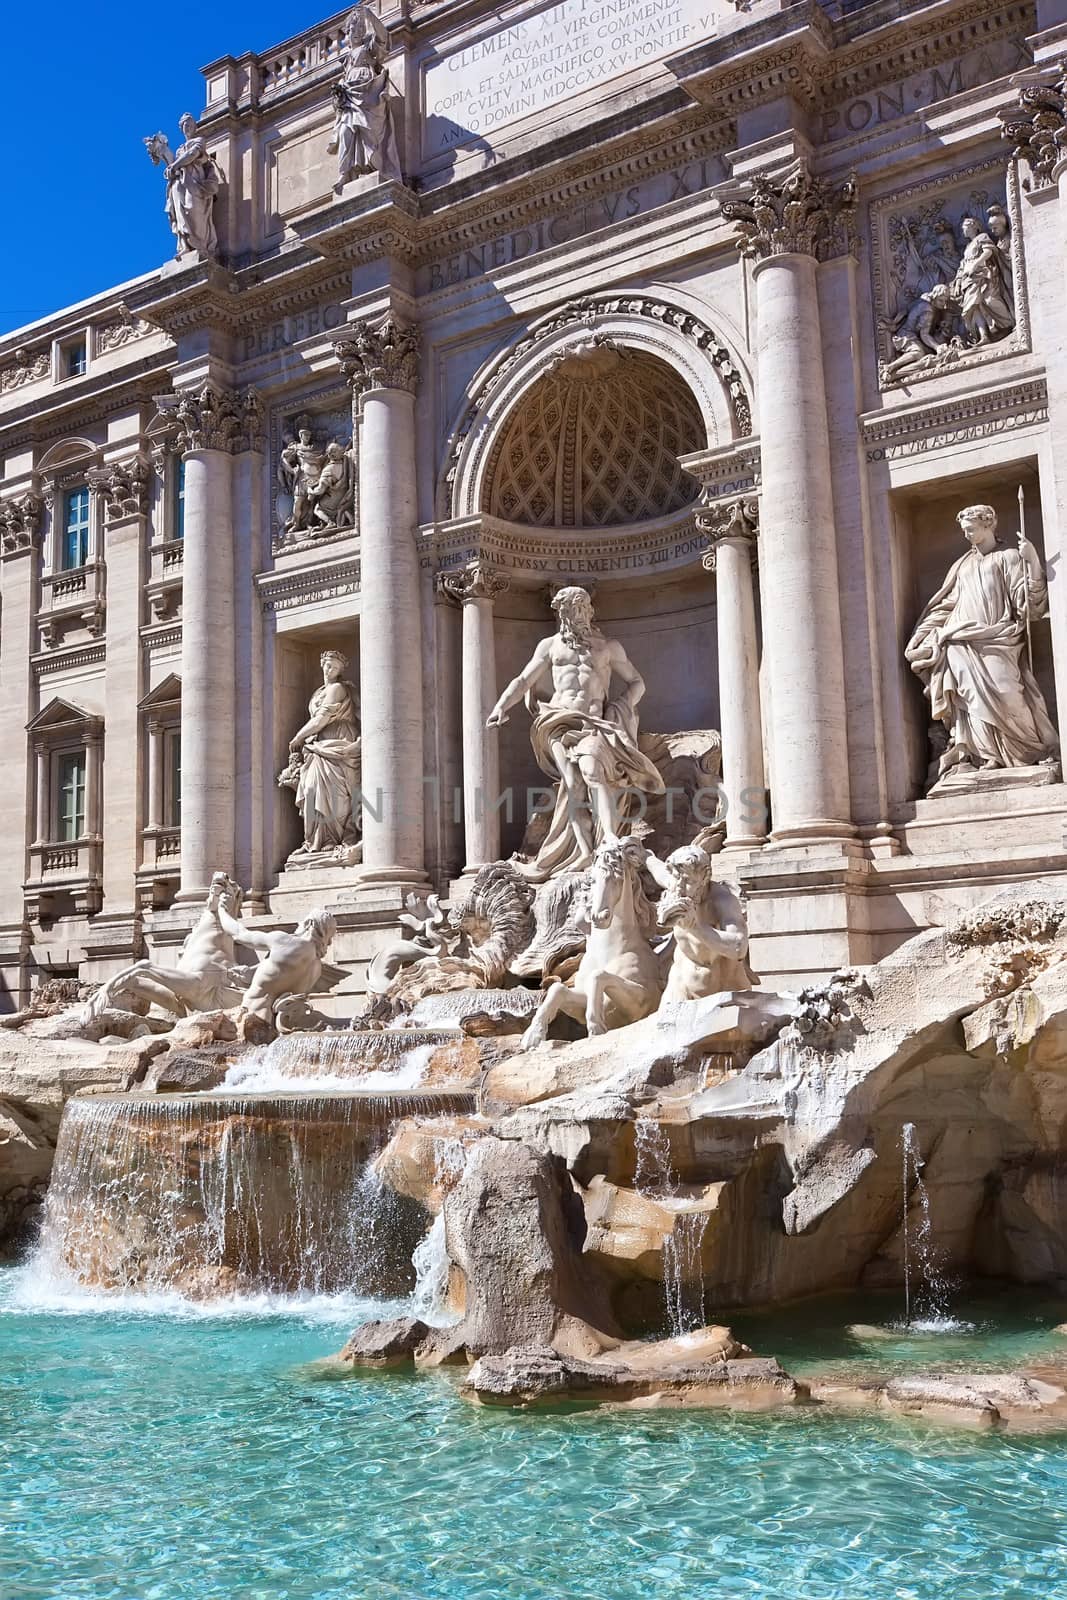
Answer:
633;1115;709;1337
222;1028;465;1093
410;1133;467;1326
28;1089;474;1302
900;1122;952;1329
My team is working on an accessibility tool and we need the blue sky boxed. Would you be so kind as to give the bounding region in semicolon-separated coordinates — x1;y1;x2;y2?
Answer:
1;1;338;338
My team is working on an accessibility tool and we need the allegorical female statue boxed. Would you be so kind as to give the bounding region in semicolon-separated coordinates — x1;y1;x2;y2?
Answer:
278;650;362;861
144;114;222;258
952;217;1015;346
327;8;401;189
906;503;1058;783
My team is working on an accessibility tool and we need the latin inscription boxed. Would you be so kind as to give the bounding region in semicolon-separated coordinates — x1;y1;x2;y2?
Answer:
241;302;345;363
423;157;720;291
424;0;722;156
820;38;1032;141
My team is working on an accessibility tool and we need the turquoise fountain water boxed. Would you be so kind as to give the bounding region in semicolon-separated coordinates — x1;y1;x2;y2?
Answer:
4;1267;1067;1600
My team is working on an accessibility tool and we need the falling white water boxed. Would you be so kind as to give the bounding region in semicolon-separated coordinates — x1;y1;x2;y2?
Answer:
633;1115;709;1337
409;1134;467;1327
220;1030;462;1094
27;1091;471;1305
900;1122;962;1331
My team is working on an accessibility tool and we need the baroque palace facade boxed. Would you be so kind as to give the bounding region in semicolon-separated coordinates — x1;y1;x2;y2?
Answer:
1;0;1066;1008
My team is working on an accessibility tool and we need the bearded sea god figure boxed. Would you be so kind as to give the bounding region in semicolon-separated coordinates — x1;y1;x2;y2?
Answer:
906;503;1059;786
278;650;363;863
327;7;401;189
487;587;665;881
144;115;222;258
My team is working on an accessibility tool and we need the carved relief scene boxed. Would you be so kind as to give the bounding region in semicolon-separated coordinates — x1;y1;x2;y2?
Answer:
873;165;1026;389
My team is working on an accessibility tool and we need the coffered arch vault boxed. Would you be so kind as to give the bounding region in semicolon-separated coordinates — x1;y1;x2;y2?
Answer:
439;293;753;524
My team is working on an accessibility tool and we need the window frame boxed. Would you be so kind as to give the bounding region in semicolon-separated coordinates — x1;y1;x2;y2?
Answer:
53;747;87;843
60;484;91;572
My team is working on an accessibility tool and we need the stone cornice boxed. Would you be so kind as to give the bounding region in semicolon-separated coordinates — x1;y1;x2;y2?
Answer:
256;556;362;613
861;375;1048;459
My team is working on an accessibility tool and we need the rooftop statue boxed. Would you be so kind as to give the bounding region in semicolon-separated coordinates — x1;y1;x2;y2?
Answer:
327;7;402;190
906;502;1059;785
144;114;222;259
486;586;666;881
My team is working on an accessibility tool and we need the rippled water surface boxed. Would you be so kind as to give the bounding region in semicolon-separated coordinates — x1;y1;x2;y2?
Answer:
3;1269;1067;1600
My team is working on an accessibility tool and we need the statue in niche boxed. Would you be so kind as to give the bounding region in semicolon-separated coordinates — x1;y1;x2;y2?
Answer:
486;586;665;881
144;115;222;258
327;7;401;190
278;649;363;863
905;503;1059;785
276;422;354;541
881;201;1016;386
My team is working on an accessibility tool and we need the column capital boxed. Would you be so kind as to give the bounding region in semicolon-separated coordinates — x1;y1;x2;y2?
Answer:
88;456;151;522
721;160;858;264
335;315;421;398
436;557;510;605
0;489;44;558
153;382;264;455
699;497;759;572
1001;64;1067;190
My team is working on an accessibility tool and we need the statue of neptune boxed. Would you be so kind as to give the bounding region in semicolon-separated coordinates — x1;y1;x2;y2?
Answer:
486;586;665;880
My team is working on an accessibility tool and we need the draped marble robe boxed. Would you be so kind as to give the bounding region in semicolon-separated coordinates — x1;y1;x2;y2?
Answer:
906;543;1058;776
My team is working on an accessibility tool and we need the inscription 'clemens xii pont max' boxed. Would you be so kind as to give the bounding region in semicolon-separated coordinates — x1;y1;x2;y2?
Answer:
423;0;722;155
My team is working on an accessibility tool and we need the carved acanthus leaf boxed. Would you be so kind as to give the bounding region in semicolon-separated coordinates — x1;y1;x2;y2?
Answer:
698;496;759;571
436;558;510;604
721;161;859;262
0;491;44;555
153;383;263;454
1002;63;1067;188
90;457;151;520
335;316;421;396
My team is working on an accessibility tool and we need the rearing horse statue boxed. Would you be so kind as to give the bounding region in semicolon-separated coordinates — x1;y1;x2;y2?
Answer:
518;836;663;1052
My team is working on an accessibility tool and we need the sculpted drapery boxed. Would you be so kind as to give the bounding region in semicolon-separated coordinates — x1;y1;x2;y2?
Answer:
279;651;363;860
906;504;1058;780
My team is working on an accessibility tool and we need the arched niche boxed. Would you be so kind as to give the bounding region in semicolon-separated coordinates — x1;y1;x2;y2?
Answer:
438;292;752;523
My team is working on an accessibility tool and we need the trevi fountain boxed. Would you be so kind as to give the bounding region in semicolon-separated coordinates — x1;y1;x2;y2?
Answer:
5;0;1067;1596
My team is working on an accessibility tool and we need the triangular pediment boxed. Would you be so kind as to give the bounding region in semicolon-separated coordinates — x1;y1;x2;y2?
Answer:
26;697;95;735
138;674;181;711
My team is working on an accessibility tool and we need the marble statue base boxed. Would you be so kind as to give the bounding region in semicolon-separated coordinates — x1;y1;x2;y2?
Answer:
928;761;1061;799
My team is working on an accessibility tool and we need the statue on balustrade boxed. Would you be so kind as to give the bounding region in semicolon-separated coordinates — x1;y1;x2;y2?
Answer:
278;649;363;863
144;114;222;258
486;586;665;881
906;503;1059;786
327;7;401;190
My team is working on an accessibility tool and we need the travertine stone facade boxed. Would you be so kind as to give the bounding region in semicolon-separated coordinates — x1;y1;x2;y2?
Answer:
3;0;1067;1005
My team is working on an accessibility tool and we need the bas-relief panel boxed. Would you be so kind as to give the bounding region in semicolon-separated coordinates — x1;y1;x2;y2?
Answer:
869;160;1028;392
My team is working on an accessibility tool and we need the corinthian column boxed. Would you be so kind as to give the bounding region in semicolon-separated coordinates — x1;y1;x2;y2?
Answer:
723;162;857;847
437;558;510;871
336;318;425;883
154;382;260;900
701;498;766;848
